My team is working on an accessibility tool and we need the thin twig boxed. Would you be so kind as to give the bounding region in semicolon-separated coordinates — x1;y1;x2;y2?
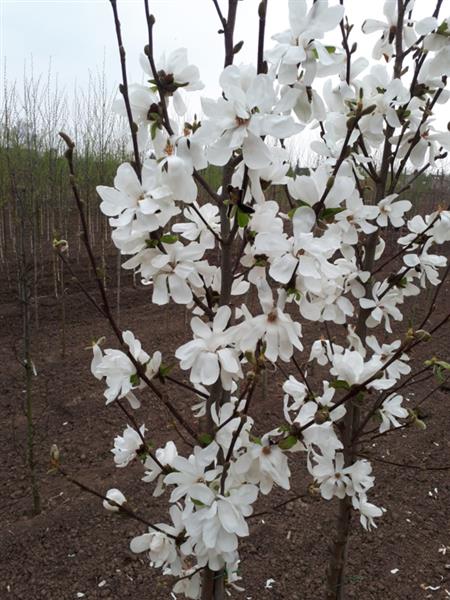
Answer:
58;132;198;442
55;464;175;536
109;0;142;180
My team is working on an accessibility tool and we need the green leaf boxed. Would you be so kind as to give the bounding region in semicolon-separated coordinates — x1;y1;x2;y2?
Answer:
250;435;262;445
435;366;447;383
286;287;301;302
198;433;214;446
160;234;178;244
438;20;449;35
237;208;250;228
330;379;351;390
278;435;298;450
158;364;173;379
427;358;450;383
433;359;450;370
130;373;140;386
277;424;291;433
319;207;344;222
191;498;206;507
311;46;336;60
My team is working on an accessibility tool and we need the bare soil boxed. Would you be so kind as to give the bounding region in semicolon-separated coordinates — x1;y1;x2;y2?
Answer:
1;250;449;600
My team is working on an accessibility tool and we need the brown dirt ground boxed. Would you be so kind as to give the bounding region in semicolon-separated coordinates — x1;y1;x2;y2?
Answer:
1;249;449;600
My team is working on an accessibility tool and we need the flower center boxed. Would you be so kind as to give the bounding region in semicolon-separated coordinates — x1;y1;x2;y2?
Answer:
236;116;250;127
164;141;174;156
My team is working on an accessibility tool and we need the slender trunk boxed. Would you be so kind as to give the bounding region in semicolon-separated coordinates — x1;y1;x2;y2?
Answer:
60;261;66;358
326;1;408;591
24;306;41;516
327;496;352;600
201;166;235;599
116;249;121;326
17;194;41;516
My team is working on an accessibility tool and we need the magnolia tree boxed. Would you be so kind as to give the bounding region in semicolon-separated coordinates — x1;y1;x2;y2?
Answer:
55;0;450;598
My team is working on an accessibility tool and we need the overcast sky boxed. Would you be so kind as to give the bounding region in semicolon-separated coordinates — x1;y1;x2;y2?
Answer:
1;0;449;158
2;0;449;98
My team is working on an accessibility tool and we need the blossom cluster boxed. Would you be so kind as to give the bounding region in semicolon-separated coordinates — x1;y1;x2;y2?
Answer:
90;1;450;597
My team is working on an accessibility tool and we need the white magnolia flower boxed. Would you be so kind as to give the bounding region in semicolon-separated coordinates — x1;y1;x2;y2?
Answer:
234;435;291;495
347;460;375;496
172;570;202;599
288;164;355;209
397;126;450;169
359;281;404;333
379;394;408;433
198;64;301;169
310;453;351;500
366;336;410;380
331;349;394;390
377;194;412;228
232;149;291;204
236;279;303;363
398;214;431;246
352;495;386;530
283;375;309;416
247;200;284;235
122;242;207;305
145;350;162;380
184;485;258;555
143;440;178;496
112;84;158;147
335;193;379;244
175;306;243;390
266;0;344;85
103;488;126;512
309;339;343;366
362;0;416;60
211;399;252;454
140;47;203;115
97;161;178;233
292;401;343;456
172;202;220;249
130;505;184;570
112;424;146;468
404;240;447;287
151;131;206;203
360;64;410;131
429;210;450;244
164;442;220;504
91;331;150;408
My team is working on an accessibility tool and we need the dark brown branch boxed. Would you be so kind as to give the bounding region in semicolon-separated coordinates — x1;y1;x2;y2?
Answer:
250;492;309;519
257;1;268;74
55;464;175;536
58;132;198;442
211;0;227;28
116;400;168;472
109;0;142;180
357;453;450;472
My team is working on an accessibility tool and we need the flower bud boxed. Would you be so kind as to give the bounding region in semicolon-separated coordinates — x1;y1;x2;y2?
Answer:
414;329;431;342
50;444;60;466
103;488;127;512
314;407;329;424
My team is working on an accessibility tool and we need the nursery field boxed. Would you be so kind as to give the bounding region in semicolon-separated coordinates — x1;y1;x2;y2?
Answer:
1;243;449;600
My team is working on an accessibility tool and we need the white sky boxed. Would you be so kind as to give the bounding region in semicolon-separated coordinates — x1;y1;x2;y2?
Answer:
2;0;449;100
